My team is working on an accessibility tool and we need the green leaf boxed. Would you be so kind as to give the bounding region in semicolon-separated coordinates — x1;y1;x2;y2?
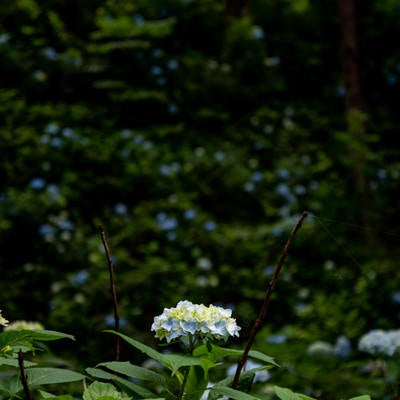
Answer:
97;361;166;386
38;390;74;400
194;344;278;367
25;367;85;386
83;381;128;400
103;331;170;369
162;354;207;375
210;385;262;400
86;367;158;398
274;386;316;400
348;396;371;400
0;356;37;367
0;330;74;353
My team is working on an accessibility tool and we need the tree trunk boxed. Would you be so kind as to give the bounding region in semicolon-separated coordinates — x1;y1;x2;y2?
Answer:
338;0;374;246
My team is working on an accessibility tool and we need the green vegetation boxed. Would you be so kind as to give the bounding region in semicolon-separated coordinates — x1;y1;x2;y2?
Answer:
1;0;400;398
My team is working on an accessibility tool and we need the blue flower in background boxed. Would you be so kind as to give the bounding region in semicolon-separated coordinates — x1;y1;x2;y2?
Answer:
277;169;290;179
134;14;144;26
156;212;178;230
203;220;217;232
184;209;197;220
251;171;263;183
244;182;255;192
51;137;63;148
29;177;46;189
73;270;88;285
38;224;54;236
61;127;74;137
45;123;59;135
42;47;57;60
334;335;351;358
267;334;287;344
58;219;74;231
114;203;128;215
167;59;179;70
150;65;163;76
251;26;265;40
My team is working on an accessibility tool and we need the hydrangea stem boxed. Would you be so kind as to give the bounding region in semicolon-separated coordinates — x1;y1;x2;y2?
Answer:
177;367;191;400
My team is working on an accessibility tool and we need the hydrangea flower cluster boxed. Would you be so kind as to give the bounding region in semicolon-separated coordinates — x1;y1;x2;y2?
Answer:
0;309;8;327
4;320;44;331
151;300;241;346
358;329;400;357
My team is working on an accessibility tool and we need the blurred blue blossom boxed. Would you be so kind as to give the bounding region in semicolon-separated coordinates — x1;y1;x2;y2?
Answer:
251;171;263;183
134;134;145;144
183;209;197;220
251;26;265;40
58;219;74;231
272;227;284;237
150;65;163;76
391;292;400;305
276;183;291;197
267;334;287;344
0;193;6;202
45;123;59;135
114;202;128;215
51;137;63;148
168;103;179;114
156;213;178;230
203;220;217;232
358;329;400;357
61;127;74;137
42;47;57;60
377;169;387;181
277;168;290;179
73;270;88;285
104;314;127;328
264;56;281;66
334;335;351;358
167;59;179;70
29;177;46;189
244;182;255;192
213;151;225;161
0;33;10;44
120;129;132;138
46;184;61;202
294;184;306;195
134;14;144;26
38;224;55;236
263;266;274;276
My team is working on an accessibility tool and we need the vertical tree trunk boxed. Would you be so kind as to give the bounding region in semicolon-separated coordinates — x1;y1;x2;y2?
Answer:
338;0;373;246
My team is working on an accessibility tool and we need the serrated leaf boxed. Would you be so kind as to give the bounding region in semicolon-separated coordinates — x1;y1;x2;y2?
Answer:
83;381;127;400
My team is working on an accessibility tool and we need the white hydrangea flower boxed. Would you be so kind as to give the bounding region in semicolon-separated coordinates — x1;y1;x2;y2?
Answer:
4;320;44;331
358;329;400;357
151;300;240;345
307;341;334;357
0;310;8;327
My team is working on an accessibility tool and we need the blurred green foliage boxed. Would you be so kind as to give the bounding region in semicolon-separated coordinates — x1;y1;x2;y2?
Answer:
1;0;400;398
